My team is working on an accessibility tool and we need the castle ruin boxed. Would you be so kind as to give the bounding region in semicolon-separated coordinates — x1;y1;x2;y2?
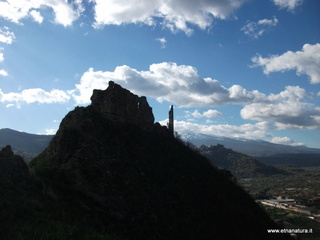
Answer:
90;81;155;130
90;81;174;136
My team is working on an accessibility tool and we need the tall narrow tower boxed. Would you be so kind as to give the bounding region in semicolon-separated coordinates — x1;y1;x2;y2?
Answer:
168;105;174;136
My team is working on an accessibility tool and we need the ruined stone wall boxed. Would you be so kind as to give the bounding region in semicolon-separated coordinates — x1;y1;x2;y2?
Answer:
90;81;155;129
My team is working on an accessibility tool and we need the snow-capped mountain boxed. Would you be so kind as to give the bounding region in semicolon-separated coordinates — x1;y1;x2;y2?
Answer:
180;132;320;157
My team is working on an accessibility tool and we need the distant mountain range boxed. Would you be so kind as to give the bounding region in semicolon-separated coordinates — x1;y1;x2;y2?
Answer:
198;144;287;177
0;128;53;162
181;132;320;156
1;128;320;166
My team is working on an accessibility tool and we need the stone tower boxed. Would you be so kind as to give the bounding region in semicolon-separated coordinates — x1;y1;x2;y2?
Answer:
168;105;174;136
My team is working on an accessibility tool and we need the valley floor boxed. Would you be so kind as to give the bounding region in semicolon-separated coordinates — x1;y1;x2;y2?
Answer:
238;167;320;239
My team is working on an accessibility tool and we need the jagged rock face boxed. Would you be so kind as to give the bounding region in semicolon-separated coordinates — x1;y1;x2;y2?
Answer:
91;81;155;129
0;145;31;185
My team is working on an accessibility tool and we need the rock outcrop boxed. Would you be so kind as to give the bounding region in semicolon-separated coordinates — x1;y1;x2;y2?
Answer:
0;145;42;240
0;145;31;185
91;81;155;130
26;83;292;240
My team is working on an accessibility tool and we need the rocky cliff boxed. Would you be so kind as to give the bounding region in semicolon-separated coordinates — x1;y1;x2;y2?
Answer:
0;145;30;180
2;83;292;240
0;146;43;240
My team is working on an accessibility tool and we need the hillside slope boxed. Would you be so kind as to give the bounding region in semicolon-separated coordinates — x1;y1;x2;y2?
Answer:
257;153;320;167
0;128;52;162
198;144;287;177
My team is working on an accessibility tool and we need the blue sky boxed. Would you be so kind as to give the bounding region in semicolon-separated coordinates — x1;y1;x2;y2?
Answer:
0;0;319;148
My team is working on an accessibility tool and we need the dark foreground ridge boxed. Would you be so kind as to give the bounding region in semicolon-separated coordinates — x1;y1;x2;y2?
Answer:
1;82;291;240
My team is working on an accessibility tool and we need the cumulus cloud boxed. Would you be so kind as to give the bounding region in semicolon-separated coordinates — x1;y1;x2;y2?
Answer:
252;43;320;84
241;16;278;39
29;10;44;24
0;0;81;26
203;109;223;118
271;136;292;144
158;119;305;145
73;62;266;107
272;0;303;11
45;128;57;135
0;27;15;44
73;62;319;129
155;37;167;48
0;69;8;76
0;27;15;75
0;61;318;131
189;109;223;118
240;86;320;129
0;88;70;108
163;120;274;140
271;136;305;146
92;0;247;34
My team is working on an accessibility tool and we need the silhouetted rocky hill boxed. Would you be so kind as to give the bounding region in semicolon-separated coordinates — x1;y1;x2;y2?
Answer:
0;145;45;240
0;145;33;188
1;82;291;240
198;144;287;178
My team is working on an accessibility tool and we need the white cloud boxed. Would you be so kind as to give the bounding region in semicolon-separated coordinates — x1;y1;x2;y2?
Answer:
29;10;43;24
92;0;247;34
73;62;266;107
203;109;223;118
0;27;15;44
0;69;8;76
0;27;14;76
189;110;202;118
252;43;320;84
228;85;266;102
241;16;278;39
190;109;223;118
163;120;274;140
240;86;320;129
271;136;293;144
159;119;307;145
45;128;57;135
0;61;318;132
257;18;278;26
74;63;319;129
272;0;303;11
155;37;167;48
0;0;80;26
271;136;305;146
0;88;70;107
